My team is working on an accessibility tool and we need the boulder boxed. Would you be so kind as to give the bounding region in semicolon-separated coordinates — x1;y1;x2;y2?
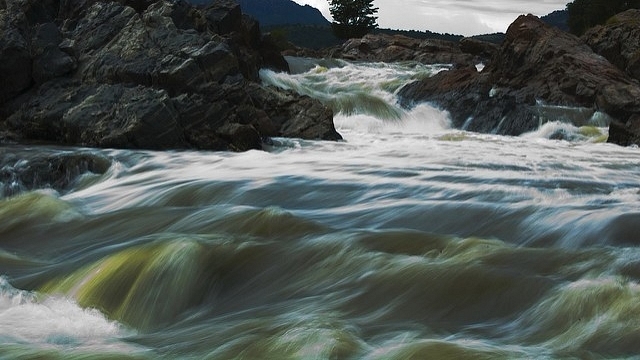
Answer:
583;10;640;82
0;0;338;151
399;14;640;144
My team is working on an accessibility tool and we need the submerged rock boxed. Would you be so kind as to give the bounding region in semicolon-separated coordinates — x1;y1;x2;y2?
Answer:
399;14;640;145
0;0;340;151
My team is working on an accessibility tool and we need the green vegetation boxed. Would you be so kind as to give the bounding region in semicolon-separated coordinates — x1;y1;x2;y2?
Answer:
329;0;379;39
566;0;640;35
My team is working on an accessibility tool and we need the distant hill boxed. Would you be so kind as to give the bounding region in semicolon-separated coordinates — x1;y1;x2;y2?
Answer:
186;0;329;26
541;10;569;32
263;25;474;50
237;0;330;26
187;0;504;49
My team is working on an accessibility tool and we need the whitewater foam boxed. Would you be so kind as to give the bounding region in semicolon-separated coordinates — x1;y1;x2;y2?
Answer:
0;276;143;354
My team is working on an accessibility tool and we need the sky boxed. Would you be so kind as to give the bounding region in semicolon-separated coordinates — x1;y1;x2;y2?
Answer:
291;0;568;36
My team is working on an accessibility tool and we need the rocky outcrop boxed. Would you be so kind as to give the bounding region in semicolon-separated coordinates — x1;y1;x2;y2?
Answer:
583;9;640;82
300;34;497;66
399;14;640;145
583;8;640;149
0;0;341;151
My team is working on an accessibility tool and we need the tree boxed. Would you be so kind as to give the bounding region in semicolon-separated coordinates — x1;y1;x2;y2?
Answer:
567;0;640;35
329;0;379;39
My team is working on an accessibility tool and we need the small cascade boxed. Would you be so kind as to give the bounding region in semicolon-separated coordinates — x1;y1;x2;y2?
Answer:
261;58;448;122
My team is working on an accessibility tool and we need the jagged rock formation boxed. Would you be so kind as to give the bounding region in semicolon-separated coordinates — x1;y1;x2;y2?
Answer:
398;14;640;145
0;0;341;151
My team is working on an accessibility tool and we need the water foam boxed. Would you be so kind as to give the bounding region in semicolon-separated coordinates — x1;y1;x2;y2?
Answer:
522;121;608;142
0;277;142;354
261;58;448;122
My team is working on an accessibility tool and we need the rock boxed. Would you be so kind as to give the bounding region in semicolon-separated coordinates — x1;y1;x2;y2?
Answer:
327;33;477;66
583;10;640;82
459;37;499;59
202;0;242;35
245;85;341;141
608;114;640;147
0;148;112;197
32;23;77;83
0;8;32;103
217;123;262;151
399;14;640;144
0;0;339;151
260;32;291;73
7;80;186;149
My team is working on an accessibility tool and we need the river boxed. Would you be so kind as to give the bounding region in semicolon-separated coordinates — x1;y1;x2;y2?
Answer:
1;59;639;359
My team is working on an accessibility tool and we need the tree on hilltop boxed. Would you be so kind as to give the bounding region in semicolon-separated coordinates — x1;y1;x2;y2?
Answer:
329;0;379;39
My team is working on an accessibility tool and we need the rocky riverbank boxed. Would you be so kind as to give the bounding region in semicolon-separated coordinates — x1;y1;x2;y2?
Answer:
397;12;640;145
284;33;498;68
2;0;639;150
0;0;341;151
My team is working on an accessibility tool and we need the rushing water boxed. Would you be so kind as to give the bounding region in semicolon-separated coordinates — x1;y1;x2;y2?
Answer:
1;59;640;359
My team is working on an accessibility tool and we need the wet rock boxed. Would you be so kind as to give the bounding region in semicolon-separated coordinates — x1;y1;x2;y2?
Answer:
399;14;640;144
608;114;640;147
0;148;112;197
0;0;338;151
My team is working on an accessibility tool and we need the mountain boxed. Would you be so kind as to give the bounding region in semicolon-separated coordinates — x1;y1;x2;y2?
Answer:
239;0;329;26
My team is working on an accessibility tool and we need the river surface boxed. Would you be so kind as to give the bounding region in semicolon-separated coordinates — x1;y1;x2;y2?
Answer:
1;59;640;359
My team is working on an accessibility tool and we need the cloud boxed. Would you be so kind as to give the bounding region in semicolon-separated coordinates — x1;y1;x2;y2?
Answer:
291;0;567;36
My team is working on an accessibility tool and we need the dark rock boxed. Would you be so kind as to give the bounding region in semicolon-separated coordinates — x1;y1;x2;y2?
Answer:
121;0;156;13
0;0;339;151
259;32;290;73
202;0;242;35
0;148;112;197
459;37;499;59
217;123;262;151
327;33;477;66
32;23;77;84
0;9;32;103
608;114;640;147
399;14;640;144
7;80;187;149
583;10;640;82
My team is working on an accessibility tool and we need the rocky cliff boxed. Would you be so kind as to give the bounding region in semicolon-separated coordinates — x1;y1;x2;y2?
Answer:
0;0;341;151
398;14;640;146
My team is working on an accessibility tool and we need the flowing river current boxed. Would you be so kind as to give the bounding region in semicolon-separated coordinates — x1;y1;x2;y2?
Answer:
1;59;640;359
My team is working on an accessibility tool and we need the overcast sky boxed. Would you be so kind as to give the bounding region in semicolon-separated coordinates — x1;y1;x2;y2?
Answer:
291;0;568;36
